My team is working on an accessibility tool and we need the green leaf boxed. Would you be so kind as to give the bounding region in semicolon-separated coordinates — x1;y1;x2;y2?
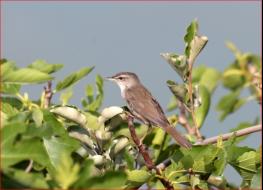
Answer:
190;175;200;189
223;69;244;78
85;171;127;189
167;80;188;104
1;102;19;116
54;153;80;189
43;136;80;169
192;65;221;93
192;65;207;83
225;41;242;58
235;151;257;187
161;53;189;81
23;123;53;139
55;67;94;92
216;90;246;121
84;84;94;103
42;110;67;136
213;149;227;176
152;128;166;146
1;61;16;78
72;159;95;188
3;168;49;189
126;170;151;187
32;108;43;127
185;145;220;165
0;83;21;94
3;68;53;84
28;59;63;74
180;155;194;169
1;97;22;110
85;75;104;111
222;66;245;90
197;180;209;190
195;85;210;128
198;68;221;93
226;146;254;163
193;158;206;173
60;88;73;105
184;19;199;58
1;122;27;148
1;123;50;168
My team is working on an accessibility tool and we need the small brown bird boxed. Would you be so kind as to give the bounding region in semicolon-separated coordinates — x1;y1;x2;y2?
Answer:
107;72;192;148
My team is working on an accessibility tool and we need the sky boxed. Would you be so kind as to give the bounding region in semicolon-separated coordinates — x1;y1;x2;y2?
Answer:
1;1;261;185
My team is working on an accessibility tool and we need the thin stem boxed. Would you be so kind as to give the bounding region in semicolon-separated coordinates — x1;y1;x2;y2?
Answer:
127;114;174;190
178;101;195;135
195;124;261;145
43;81;53;108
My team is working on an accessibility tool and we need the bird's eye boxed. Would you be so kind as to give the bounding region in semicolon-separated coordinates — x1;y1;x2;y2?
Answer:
118;77;124;80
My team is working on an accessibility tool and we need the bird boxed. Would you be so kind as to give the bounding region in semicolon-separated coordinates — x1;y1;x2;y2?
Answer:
106;72;192;149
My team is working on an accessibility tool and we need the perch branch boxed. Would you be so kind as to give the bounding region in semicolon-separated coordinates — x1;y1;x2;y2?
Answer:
195;124;262;145
127;114;174;190
156;125;261;171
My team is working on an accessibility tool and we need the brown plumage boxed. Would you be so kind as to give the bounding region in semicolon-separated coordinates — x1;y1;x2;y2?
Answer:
107;72;192;149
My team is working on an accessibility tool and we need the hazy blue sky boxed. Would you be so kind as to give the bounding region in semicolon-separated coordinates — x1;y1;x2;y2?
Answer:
2;1;261;185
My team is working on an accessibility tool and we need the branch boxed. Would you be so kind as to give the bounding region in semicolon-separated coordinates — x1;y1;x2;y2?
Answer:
195;124;262;145
127;115;174;190
178;101;195;135
43;81;53;108
156;125;262;170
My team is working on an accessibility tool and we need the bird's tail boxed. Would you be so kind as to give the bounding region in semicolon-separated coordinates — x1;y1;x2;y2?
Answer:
162;125;192;149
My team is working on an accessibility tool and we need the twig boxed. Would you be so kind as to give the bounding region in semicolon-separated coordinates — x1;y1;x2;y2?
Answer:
44;81;53;107
156;125;262;171
195;124;262;145
43;81;53;108
178;101;195;135
127;115;174;190
25;159;33;173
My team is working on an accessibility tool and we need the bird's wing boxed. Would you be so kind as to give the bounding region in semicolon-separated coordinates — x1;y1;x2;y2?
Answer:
126;85;192;149
125;86;169;127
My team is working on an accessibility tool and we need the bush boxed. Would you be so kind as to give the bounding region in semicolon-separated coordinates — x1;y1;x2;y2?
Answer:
1;20;261;189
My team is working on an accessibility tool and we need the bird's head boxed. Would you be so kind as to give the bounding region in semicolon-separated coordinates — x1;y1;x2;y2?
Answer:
106;72;140;90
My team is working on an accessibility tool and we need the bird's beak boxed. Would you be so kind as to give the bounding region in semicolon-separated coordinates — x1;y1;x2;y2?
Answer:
104;76;115;81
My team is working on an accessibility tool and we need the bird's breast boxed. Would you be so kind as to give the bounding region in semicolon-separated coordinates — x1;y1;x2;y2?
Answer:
119;85;126;98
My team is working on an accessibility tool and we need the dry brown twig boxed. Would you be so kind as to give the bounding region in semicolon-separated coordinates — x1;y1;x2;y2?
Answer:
44;81;53;109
